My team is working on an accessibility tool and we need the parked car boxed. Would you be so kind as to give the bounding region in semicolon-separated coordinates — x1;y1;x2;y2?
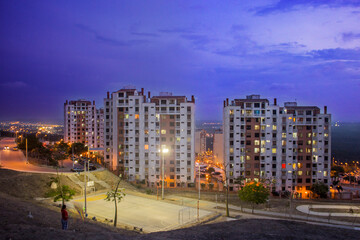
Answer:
12;147;19;151
3;146;10;150
71;168;84;172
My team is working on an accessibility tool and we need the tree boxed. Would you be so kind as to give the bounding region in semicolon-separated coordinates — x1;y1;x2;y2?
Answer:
311;182;329;198
69;142;88;156
238;182;270;213
331;166;345;177
105;177;126;227
18;135;42;151
45;173;75;205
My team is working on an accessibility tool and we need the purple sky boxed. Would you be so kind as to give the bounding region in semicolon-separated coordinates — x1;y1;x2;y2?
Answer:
1;0;360;123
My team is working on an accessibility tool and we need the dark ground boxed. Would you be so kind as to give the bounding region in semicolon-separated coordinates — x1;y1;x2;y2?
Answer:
0;169;359;240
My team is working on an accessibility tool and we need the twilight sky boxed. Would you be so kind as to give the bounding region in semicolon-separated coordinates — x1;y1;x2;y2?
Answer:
1;0;360;123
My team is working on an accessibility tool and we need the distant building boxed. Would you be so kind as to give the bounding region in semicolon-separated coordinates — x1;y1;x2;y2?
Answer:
223;95;331;198
64;100;104;149
195;129;207;155
104;87;195;187
213;130;224;165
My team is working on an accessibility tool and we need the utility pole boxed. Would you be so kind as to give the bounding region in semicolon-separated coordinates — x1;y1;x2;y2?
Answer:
26;138;28;164
162;151;165;200
84;160;87;217
161;147;168;200
197;162;200;221
72;144;74;168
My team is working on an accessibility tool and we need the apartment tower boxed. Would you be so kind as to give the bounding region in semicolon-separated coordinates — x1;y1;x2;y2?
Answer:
223;95;331;198
104;87;195;188
64;100;104;149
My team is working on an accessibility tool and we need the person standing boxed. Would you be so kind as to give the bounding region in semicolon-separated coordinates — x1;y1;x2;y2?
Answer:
61;205;69;230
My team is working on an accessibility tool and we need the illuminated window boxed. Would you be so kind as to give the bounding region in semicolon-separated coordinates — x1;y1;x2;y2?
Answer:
254;140;260;145
254;148;260;153
261;125;266;130
144;144;149;150
161;130;166;134
229;110;234;115
288;117;292;120
312;140;317;145
156;114;160;120
293;133;297;138
135;114;139;119
125;114;129;119
144;130;149;134
229;148;234;153
324;133;328;137
298;171;303;176
272;148;277;153
324;171;327;177
272;125;277;130
261;148;265;153
281;140;286;146
246;155;251;161
254;125;260;130
297;163;303;168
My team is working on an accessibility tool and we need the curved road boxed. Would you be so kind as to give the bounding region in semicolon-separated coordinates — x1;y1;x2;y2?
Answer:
0;137;72;173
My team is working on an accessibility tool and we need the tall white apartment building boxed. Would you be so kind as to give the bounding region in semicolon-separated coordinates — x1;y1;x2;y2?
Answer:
223;95;331;198
64;100;104;149
104;87;195;188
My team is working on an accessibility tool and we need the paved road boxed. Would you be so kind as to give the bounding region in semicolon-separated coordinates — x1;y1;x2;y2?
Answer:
296;204;360;217
0;137;72;173
70;192;213;232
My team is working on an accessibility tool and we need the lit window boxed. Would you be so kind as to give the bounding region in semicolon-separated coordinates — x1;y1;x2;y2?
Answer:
161;130;166;134
229;148;234;153
229;110;234;115
298;171;303;176
272;125;277;130
254;148;259;153
144;144;149;150
254;140;260;145
125;114;129;119
293;133;297;138
135;114;139;119
254;125;260;130
272;148;277;153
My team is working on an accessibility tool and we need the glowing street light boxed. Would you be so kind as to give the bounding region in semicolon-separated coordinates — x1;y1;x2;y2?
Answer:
159;147;169;200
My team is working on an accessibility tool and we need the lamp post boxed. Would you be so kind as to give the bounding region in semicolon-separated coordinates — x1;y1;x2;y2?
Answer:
159;147;169;200
26;138;28;164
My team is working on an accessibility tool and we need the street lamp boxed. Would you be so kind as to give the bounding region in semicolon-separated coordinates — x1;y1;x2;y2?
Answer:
159;147;169;200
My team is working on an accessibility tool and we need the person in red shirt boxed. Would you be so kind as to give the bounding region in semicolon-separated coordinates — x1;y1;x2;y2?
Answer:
61;205;69;230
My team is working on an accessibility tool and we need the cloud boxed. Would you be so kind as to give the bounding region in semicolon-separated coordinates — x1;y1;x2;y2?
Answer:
1;81;28;88
254;0;360;15
180;34;213;50
75;23;149;47
342;32;360;42
130;31;159;37
158;27;194;34
308;48;360;61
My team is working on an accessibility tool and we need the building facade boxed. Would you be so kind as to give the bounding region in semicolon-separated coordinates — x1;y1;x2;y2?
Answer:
223;95;331;198
213;130;224;166
195;129;207;155
104;87;195;187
